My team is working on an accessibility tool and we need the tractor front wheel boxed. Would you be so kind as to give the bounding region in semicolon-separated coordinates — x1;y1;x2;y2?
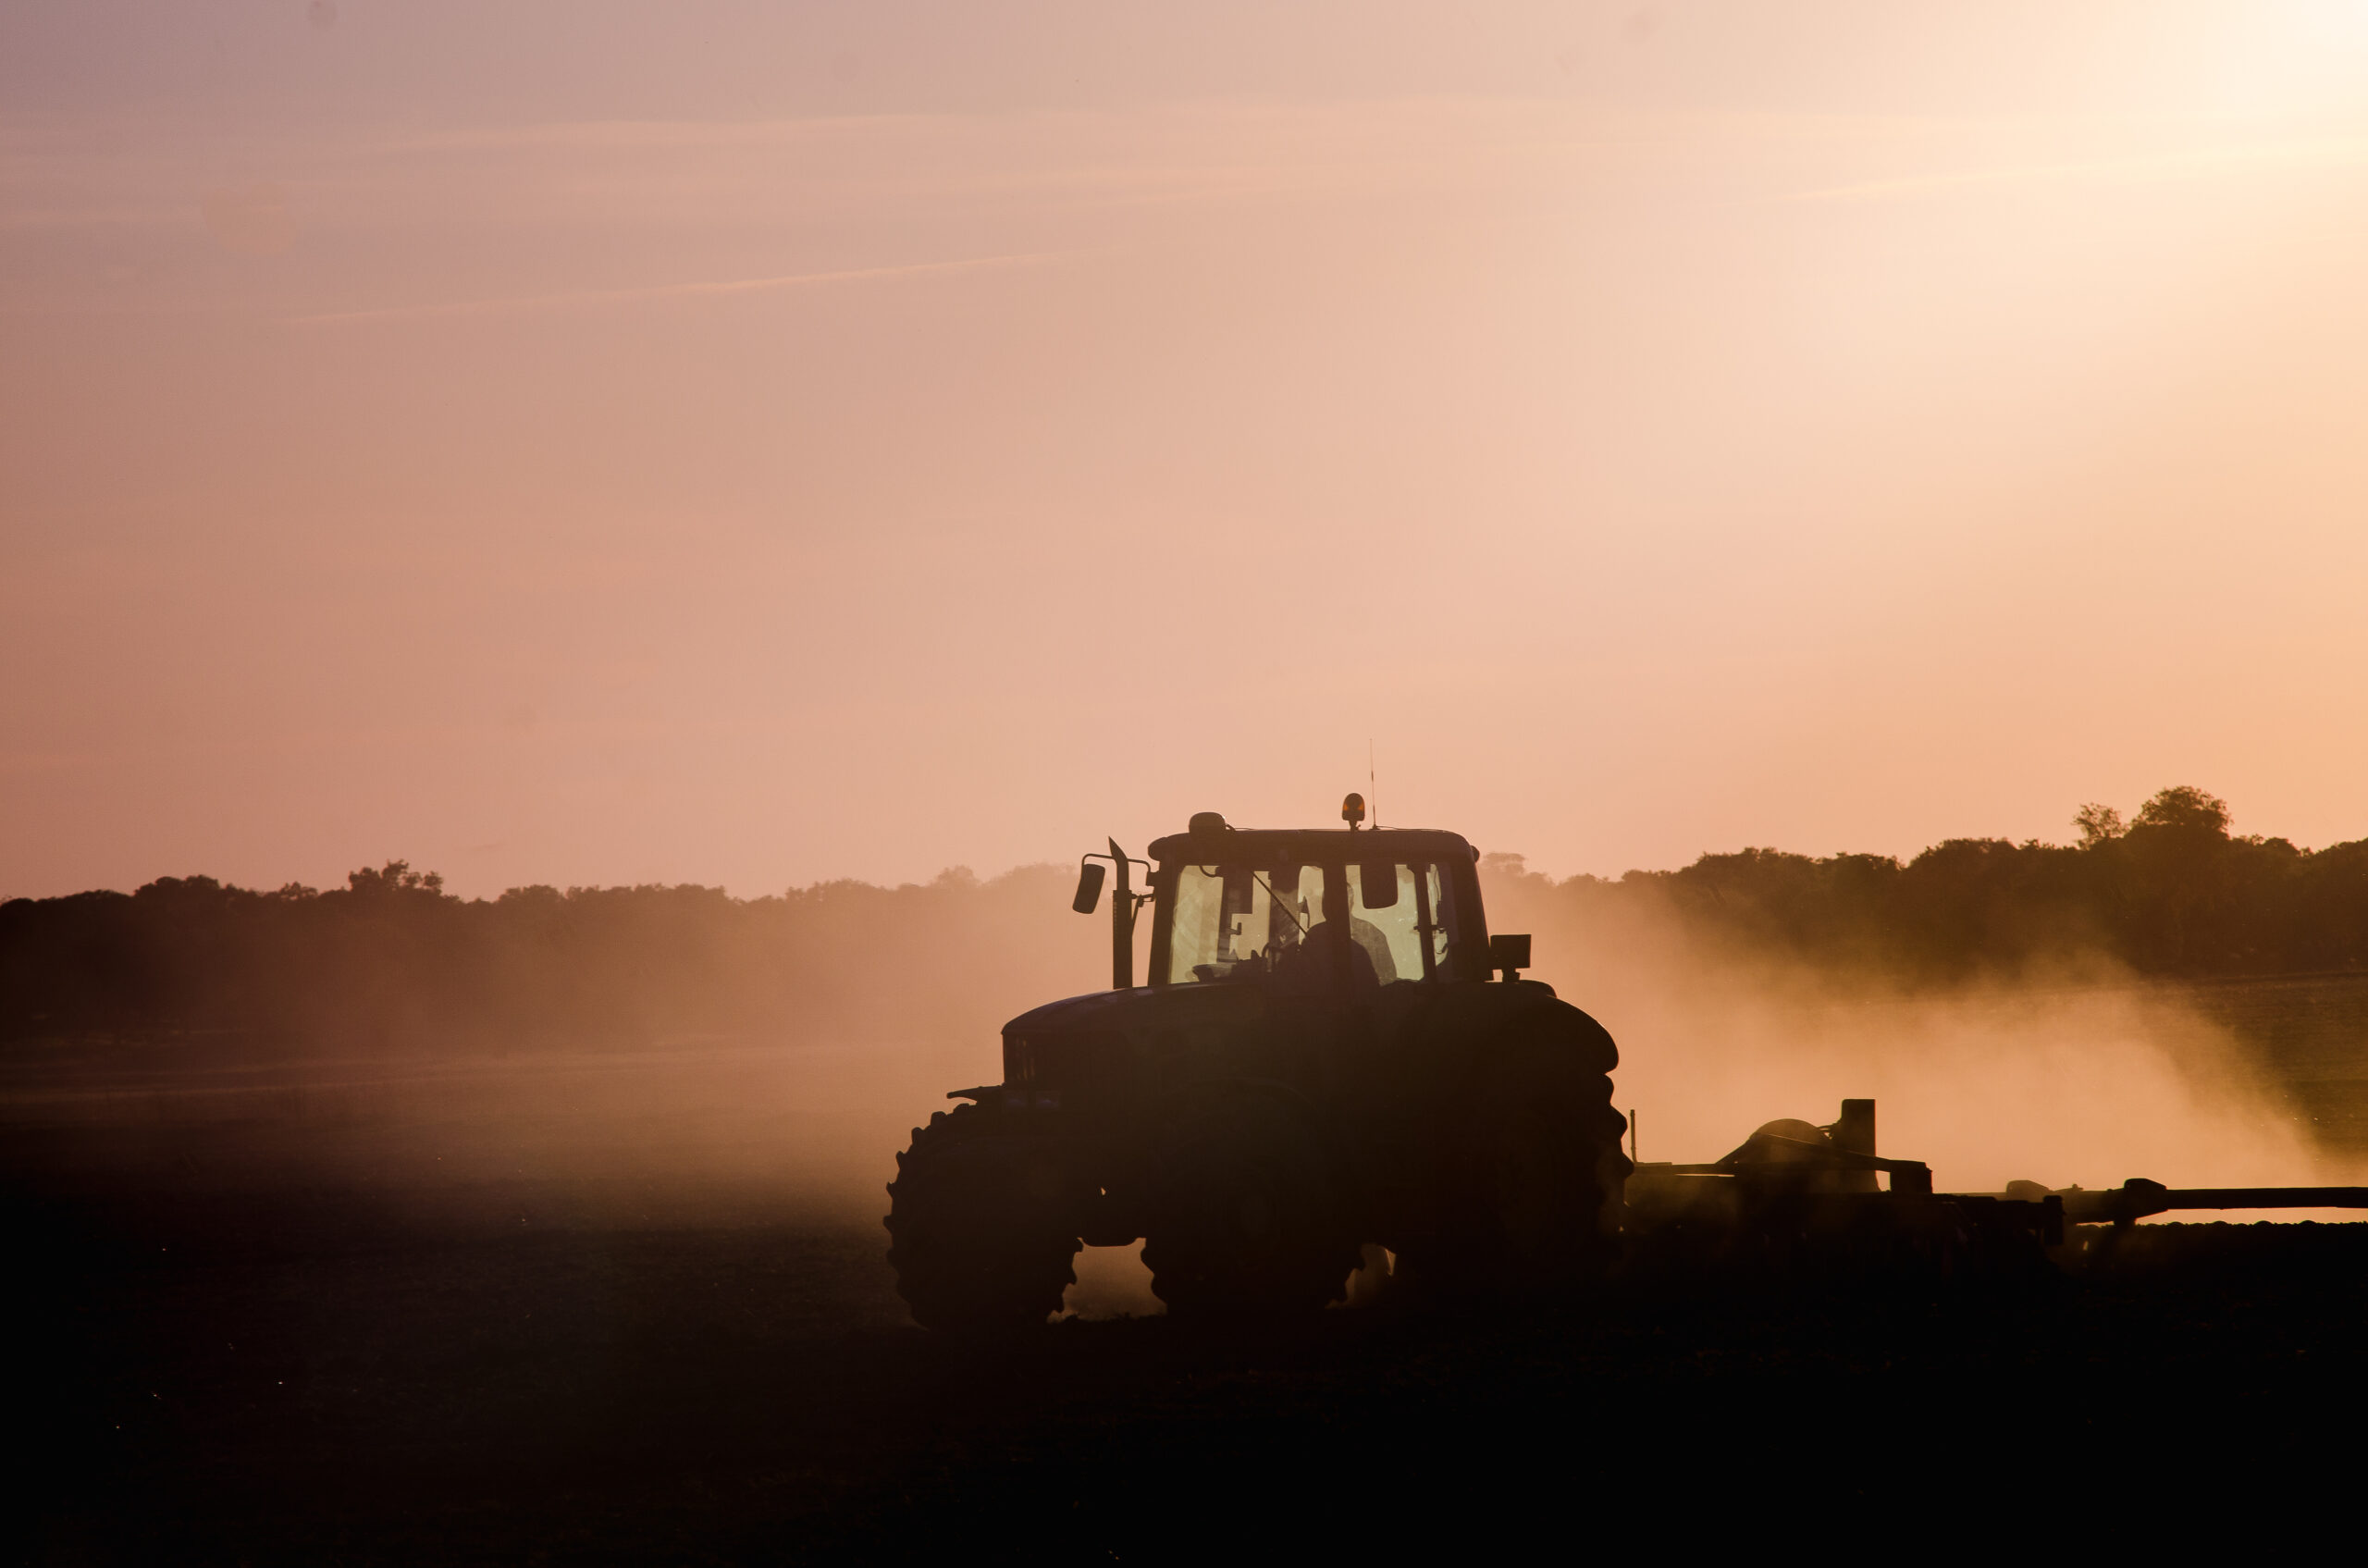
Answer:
885;1105;1081;1333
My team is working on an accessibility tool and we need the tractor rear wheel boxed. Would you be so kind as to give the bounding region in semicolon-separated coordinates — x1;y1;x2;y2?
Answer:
1142;1094;1360;1318
1405;1044;1629;1299
885;1105;1081;1333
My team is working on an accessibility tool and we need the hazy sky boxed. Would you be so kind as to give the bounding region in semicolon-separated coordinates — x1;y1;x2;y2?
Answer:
6;2;2368;898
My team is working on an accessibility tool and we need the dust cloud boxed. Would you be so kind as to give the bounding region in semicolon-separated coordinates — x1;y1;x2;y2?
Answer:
0;868;1107;1243
9;856;2361;1263
0;1039;961;1234
1503;879;2362;1216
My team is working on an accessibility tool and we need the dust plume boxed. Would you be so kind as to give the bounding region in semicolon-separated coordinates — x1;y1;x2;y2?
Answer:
7;840;2363;1262
1489;868;2362;1214
0;865;1109;1242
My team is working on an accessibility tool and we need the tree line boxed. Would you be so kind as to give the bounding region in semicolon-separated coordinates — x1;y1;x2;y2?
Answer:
1483;785;2368;985
0;861;1093;1053
5;786;2363;1050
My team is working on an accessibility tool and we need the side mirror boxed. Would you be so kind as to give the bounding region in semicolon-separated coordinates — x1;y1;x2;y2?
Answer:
1072;861;1106;914
1359;862;1400;909
1488;933;1531;981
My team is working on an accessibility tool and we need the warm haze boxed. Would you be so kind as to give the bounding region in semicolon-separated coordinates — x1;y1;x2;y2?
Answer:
6;2;2368;899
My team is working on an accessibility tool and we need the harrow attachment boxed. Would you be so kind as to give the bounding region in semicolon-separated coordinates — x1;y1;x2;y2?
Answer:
1622;1098;2368;1280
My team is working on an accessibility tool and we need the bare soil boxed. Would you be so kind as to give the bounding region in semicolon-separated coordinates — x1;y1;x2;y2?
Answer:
16;1166;2368;1560
12;1016;2368;1561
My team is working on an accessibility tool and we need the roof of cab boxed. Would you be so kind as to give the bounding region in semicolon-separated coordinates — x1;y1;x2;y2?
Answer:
1147;820;1476;867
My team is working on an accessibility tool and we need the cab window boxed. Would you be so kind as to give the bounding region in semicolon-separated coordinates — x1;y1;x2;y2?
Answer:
1166;862;1324;983
1167;858;1454;984
1345;861;1454;982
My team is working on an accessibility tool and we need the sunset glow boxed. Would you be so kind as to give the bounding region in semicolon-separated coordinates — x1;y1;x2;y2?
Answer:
7;3;2368;896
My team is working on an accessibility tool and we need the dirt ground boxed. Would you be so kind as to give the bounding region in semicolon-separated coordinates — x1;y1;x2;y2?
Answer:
11;1026;2368;1561
17;1166;2368;1561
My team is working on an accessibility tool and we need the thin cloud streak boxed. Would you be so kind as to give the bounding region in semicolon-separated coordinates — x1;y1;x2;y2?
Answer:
287;248;1074;327
1782;134;2368;203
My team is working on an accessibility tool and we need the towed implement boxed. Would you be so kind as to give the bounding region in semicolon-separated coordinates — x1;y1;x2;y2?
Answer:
1624;1097;2368;1280
885;800;2368;1329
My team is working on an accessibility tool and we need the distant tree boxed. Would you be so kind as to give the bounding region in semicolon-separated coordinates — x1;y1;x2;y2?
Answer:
1477;852;1552;891
345;860;446;897
2108;787;2235;970
2074;803;2126;848
2131;785;2229;837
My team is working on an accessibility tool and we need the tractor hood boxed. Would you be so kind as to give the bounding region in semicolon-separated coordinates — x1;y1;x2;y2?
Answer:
1001;986;1159;1039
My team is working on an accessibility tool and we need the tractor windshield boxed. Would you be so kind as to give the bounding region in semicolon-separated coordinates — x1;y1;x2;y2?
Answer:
1166;862;1321;984
1165;859;1457;985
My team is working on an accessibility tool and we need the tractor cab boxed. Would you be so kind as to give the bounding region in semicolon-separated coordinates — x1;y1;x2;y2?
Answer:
1147;811;1496;990
1074;800;1523;993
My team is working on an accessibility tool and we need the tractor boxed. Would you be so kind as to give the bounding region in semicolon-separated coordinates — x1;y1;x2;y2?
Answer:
884;800;2368;1328
884;797;1629;1329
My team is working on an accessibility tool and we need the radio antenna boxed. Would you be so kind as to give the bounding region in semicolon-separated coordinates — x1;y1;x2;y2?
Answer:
1368;739;1378;829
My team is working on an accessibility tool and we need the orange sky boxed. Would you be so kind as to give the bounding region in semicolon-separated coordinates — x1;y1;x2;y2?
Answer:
6;2;2368;899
